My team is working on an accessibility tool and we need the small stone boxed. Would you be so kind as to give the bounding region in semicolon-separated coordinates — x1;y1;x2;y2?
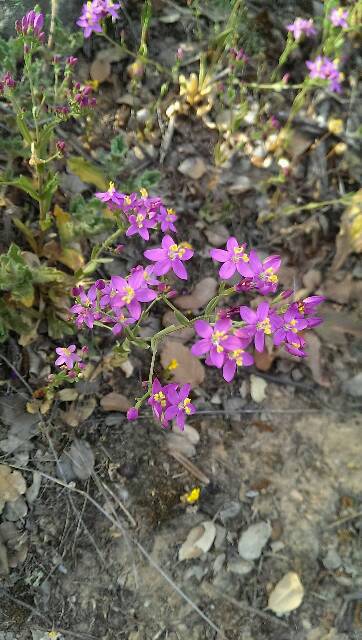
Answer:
227;559;254;575
238;521;272;560
214;524;227;550
4;496;28;521
323;549;342;570
213;553;225;574
343;373;362;397
219;501;241;522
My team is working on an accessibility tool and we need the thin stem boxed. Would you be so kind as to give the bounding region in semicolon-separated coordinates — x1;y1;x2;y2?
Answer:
101;31;172;78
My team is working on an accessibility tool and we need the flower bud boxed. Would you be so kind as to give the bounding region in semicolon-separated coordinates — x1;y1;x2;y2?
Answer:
127;407;139;421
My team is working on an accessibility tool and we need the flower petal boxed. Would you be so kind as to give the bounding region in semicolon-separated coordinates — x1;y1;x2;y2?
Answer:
239;306;256;324
194;319;213;339
210;248;229;263
255;330;265;352
223;358;236;382
172;258;188;280
219;261;236;280
191;339;211;356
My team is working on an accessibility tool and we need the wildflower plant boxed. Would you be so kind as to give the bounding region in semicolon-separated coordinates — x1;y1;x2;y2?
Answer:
51;181;325;430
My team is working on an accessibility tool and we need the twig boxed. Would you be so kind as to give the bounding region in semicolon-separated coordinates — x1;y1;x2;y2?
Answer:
99;479;137;527
0;352;33;396
201;582;290;628
168;449;210;485
327;511;362;529
0;589;51;625
8;463;229;640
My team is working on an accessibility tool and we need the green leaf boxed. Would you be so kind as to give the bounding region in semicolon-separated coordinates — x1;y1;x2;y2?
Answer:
67;156;108;191
110;134;127;159
0;175;39;201
174;310;190;326
16;114;33;145
134;169;161;190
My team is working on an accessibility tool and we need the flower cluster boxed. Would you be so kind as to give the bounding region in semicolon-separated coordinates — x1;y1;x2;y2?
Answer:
55;344;88;377
95;184;179;239
306;56;343;93
287;17;316;41
229;47;249;64
0;72;16;94
210;237;281;294
329;7;349;29
77;0;121;38
15;9;45;42
69;82;96;109
130;379;195;430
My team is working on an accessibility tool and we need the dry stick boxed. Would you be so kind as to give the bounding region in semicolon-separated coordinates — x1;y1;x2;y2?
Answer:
168;449;210;485
0;352;33;396
327;510;362;529
201;582;290;629
9;464;229;640
48;0;59;48
91;474;139;589
44;429;107;568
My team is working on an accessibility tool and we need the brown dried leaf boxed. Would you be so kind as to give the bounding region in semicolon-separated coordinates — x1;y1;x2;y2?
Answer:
100;392;131;412
174;277;218;311
60;398;97;428
332;190;362;270
0;466;26;509
179;521;216;561
304;333;330;387
160;339;205;386
90;58;111;83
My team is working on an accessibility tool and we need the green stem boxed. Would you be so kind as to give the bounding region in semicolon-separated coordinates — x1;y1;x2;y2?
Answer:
100;31;172;78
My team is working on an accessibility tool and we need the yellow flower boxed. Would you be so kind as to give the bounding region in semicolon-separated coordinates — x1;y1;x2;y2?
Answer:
181;487;201;504
328;118;344;135
48;631;60;640
167;358;179;371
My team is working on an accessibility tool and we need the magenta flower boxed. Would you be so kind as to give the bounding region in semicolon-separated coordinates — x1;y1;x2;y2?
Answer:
70;285;99;329
164;384;195;431
144;235;193;280
101;271;157;319
285;335;307;358
76;1;103;38
111;310;136;336
247;250;281;295
127;407;139;421
130;264;160;286
210;237;253;280
330;8;348;28
157;206;178;233
148;378;176;425
95;182;124;208
239;302;278;352
55;345;81;369
191;319;242;368
287;17;316;40
15;10;45;41
273;307;308;347
126;212;156;240
295;295;325;316
66;56;78;66
229;47;249;63
101;0;121;20
222;347;254;382
306;56;342;93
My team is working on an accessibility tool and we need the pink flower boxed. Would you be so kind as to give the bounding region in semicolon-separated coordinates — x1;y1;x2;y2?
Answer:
273;306;307;347
101;271;157;319
95;183;125;207
239;301;279;352
287;18;316;40
76;1;103;38
210;237;253;280
222;345;254;382
191;319;242;368
148;378;176;425
306;56;342;93
144;235;193;280
295;295;325;316
130;265;160;286
126;212;156;240
127;407;139;420
55;345;81;369
330;8;348;28
70;285;99;328
247;250;281;294
285;335;307;357
156;206;178;233
111;310;136;336
16;10;45;41
163;384;195;430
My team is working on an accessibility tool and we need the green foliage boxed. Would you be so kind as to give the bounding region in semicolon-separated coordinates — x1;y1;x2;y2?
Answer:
95;134;161;191
69;195;114;236
0;36;23;74
0;243;70;341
